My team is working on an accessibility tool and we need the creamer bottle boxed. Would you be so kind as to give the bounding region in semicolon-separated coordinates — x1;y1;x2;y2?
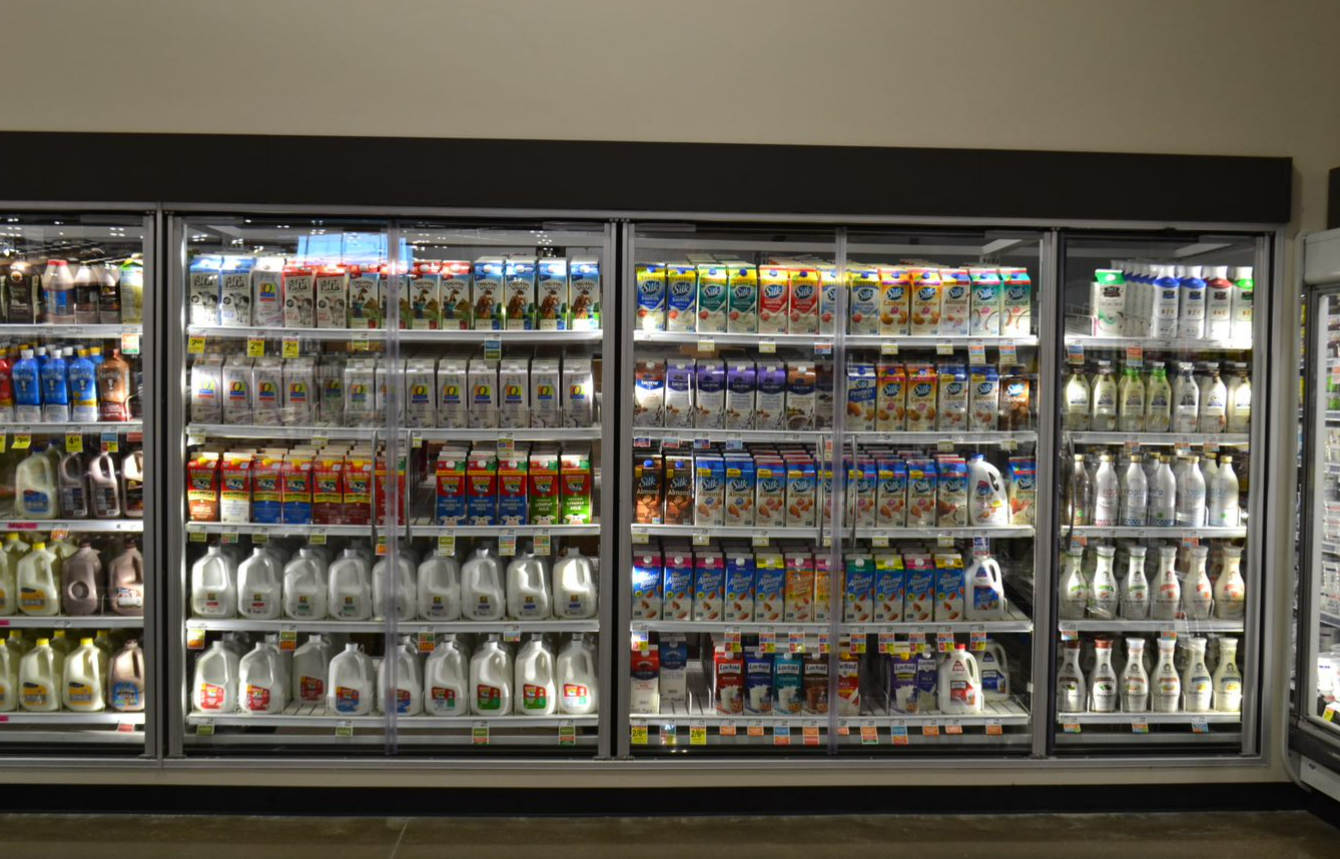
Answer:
63;637;105;712
461;543;505;621
1204;265;1235;340
376;642;422;716
506;545;552;620
109;640;145;712
1119;454;1148;526
1149;455;1176;526
1226;364;1251;432
1059;546;1088;620
19;638;59;712
1062;367;1090;431
515;635;557;716
327;643;374;716
1152;546;1181;620
1144;362;1171;432
424;635;469;716
0;535;19;616
471;633;512;716
237;546;281;620
1180;637;1212;713
68;348;98;422
1209;455;1240;527
372;549;416;621
1087;638;1118;713
1152;636;1180;713
1214;546;1246;620
17;541;58;617
1213;637;1243;713
1181;544;1213;620
1172;362;1199;433
417;548;461;620
283;549;328;620
61;541;103;616
328;548;372;621
1177;265;1207;339
1116;365;1145;432
97;349;131;422
1057;640;1086;714
0;642;16;711
553;547;598;619
15;449;58;519
1092;454;1119;527
88;451;121;519
1089;544;1118;620
1120;546;1149;619
1089;362;1117;431
40;346;69;422
1231;266;1254;342
1121;638;1149;712
557;634;598;715
1199;365;1227;434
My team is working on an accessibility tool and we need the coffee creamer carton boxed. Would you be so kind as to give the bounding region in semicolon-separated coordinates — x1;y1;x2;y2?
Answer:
472;258;505;331
503;257;536;330
568;257;600;330
536;258;567;330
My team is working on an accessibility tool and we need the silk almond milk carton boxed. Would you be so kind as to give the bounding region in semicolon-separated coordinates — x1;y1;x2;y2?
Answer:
788;265;820;334
908;267;942;335
753;550;785;623
758;264;789;334
472;257;505;330
665;262;697;332
847;265;880;335
878;266;910;336
784;550;816;623
696;263;729;333
939;268;971;336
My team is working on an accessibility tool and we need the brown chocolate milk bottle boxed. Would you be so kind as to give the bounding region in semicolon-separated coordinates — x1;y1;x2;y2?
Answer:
108;640;145;712
108;542;143;617
61;542;104;616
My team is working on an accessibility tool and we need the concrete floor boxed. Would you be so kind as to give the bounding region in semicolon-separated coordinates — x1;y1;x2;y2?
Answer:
0;810;1335;859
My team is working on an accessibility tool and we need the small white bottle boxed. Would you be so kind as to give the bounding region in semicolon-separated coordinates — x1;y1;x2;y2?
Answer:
1172;363;1200;433
1152;636;1181;713
1149;455;1177;527
1199;365;1227;434
1088;638;1119;714
1180;637;1213;713
1090;362;1117;432
1212;636;1243;713
1182;545;1213;620
1226;365;1251;433
1214;546;1246;620
1059;547;1089;620
1092;455;1120;527
1120;546;1149;619
1145;362;1172;433
1209;455;1240;527
1151;266;1181;339
1175;456;1206;526
1121;637;1150;712
1230;266;1254;343
1177;265;1207;339
1088;544;1119;620
1119;454;1148;526
1152;546;1181;621
1057;640;1087;714
1063;367;1091;431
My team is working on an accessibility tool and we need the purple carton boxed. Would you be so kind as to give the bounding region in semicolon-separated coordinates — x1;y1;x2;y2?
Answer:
755;362;787;431
724;550;756;622
725;360;756;430
664;359;694;429
695;358;726;429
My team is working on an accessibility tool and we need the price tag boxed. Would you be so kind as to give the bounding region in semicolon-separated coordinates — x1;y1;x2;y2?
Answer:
633;437;652;449
944;720;964;735
692;531;710;547
472;722;490;745
871;534;889;548
805;631;820;653
1066;342;1084;365
937;534;956;548
312;435;329;448
849;628;867;654
187;434;205;448
972;536;990;557
891;722;910;745
65;432;82;454
221;531;239;544
631;528;649;545
909;631;927;655
121;333;141;355
1131;721;1150;734
838;633;852;659
999;340;1018;365
697;338;715;353
1059;623;1078;641
936;630;954;653
533;531;551;556
661;723;677;746
788;629;805;653
503;624;522;643
246;337;265;358
878;632;897;654
818;632;831;654
724;435;745;451
559;722;577;746
630;629;649;653
802;724;821;746
937;439;955;453
187;628;207;651
985;720;1003;736
719;721;737;737
375;536;387;556
724;627;742;653
411;434;424;450
968;341;986;365
308;532;327;546
437;534;456;556
861;722;880;745
0;433;5;453
498;437;515;457
417;632;436;654
751;534;770;548
278;628;298;652
484;339;502;361
690;723;708;746
251;531;269;544
759;340;777;354
195;721;215;737
100;432;119;453
880;342;898;356
1063;722;1082;734
773;725;791;746
1191;718;1209;734
499;532;517;556
350;335;371;353
631;723;648;745
282;337;300;359
935;342;954;356
822;535;833;548
814;341;833;356
970;630;987;651
1001;438;1018;452
759;628;777;654
189;531;207;543
12;433;31;450
747;721;765;738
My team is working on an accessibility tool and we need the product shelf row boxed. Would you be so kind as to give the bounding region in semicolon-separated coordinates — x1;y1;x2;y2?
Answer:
185;325;603;344
0;617;145;630
185;618;599;634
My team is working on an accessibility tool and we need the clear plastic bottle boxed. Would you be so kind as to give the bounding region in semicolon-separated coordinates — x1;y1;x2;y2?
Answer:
1117;365;1145;432
1065;454;1092;527
1088;544;1118;620
1212;637;1243;713
1209;455;1240;527
1059;546;1089;620
1226;364;1251;433
1199;365;1227;434
1180;637;1213;713
1149;455;1177;527
1172;362;1199;433
1119;453;1148;526
1175;455;1206;526
1063;366;1090;431
1145;362;1172;432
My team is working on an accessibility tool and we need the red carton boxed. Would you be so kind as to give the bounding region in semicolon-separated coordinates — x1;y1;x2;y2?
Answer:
312;455;345;525
342;455;374;526
187;453;220;522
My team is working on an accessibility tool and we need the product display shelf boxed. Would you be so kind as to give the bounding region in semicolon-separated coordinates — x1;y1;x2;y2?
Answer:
0;616;144;629
1325;411;1340;424
1064;334;1252;352
633;620;828;635
633;429;832;445
842;606;1035;635
858;697;1032;729
852;525;1035;540
1319;611;1340;629
397;329;602;345
1321;541;1340;557
186;325;387;342
1056;711;1241;726
1058;618;1245;634
632;524;821;541
187;705;597;730
3;519;144;533
186;424;381;442
0;323;141;338
406;522;602;538
843;335;1039;350
1064;432;1250;447
185;618;599;634
8;421;144;435
0;711;145;726
847;431;1037;447
632;331;833;349
1064;526;1247;539
411;427;602;443
184;522;377;538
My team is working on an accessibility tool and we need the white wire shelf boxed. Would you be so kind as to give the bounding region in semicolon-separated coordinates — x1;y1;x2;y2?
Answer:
409;524;601;537
633;620;828;634
633;331;833;349
634;698;1029;728
411;427;601;442
187;325;386;341
187;424;380;441
0;616;144;629
3;519;144;533
632;524;821;541
1065;432;1249;447
185;522;375;537
186;618;598;634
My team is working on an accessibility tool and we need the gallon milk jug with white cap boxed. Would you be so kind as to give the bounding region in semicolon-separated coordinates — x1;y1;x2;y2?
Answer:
964;554;1005;620
15;449;58;519
191;545;237;618
192;639;240;713
423;635;468;716
88;451;121;519
291;635;331;705
17;541;59;617
0;643;17;711
506;546;552;620
328;548;372;621
19;638;59;712
977;639;1010;702
937;643;983;714
63;637;105;712
239;642;287;714
372;551;416;621
470;634;512;715
462;543;504;621
515;635;557;716
966;454;1009;526
327;643;374;716
376;643;423;716
417;549;461;620
283;550;328;620
0;534;26;616
557;634;599;715
61;542;103;616
109;640;145;712
553;547;598;619
108;542;144;616
237;547;281;620
263;636;292;693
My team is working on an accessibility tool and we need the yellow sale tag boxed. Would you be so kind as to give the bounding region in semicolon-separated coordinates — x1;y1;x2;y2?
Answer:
278;629;298;652
472;723;489;745
936;342;954;356
690;724;707;746
195;722;215;736
376;536;387;557
0;433;6;453
335;723;354;738
308;532;327;545
631;724;649;746
282;338;300;359
189;531;207;543
187;335;207;355
252;531;268;544
187;628;207;651
12;433;31;450
246;337;265;358
437;534;456;556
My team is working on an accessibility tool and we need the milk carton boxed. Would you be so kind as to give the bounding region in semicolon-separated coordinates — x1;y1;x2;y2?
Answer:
659;637;688;706
528;452;560;525
315;266;350;330
715;649;745;715
878;266;911;336
803;654;829;714
724;550;755;622
906;459;938;528
497;358;530;429
909;267;942;336
696;264;729;333
190;356;224;424
785;456;817;528
754;550;785;623
467;359;498;428
693;454;725;527
651;453;687;526
837;655;860;716
873;553;905;622
969;267;1002;336
816;361;835;430
876;363;906;431
662;550;693;620
725;360;756;429
280;455;312;524
435;452;468;525
218;257;254;327
503;257;536;330
404;358;437;429
631;549;663;620
906;364;938;432
634;263;666;331
786;362;816;430
937;456;968;526
818;264;840;335
846;362;877;432
435;358;468;429
348;265;383;330
439;260;472;330
472;257;505;331
633;360;665;428
220;454;252;524
999;266;1033;336
744;654;773;715
497;454;528;526
633;454;663;525
847;266;880;335
188;255;222;326
466;452;498;526
758;265;789;334
774;653;802;715
251;358;284;427
904;553;935;622
693;551;724;622
723;454;755;526
630;648;659;715
664;359;694;429
316;358;345;426
939;268;971;336
876;458;907;527
938;364;969;432
282;266;316;328
530;358;562;429
222;358;253;425
934;552;965;622
536;258;568;330
733;264;764;334
694;359;725;429
788;265;820;334
814;554;832;622
665;262;697;332
844;554;874;623
560;450;593;525
1007;456;1037;525
755;362;786;431
407;267;441;330
568;257;601;330
251;257;285;328
373;358;404;423
754;455;786;526
784;551;815;622
969;367;1000;431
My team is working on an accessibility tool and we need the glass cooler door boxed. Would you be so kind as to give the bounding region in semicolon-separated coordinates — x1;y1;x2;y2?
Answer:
0;210;155;754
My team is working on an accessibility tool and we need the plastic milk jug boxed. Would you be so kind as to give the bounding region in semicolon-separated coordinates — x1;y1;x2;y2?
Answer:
423;635;469;716
558;634;599;715
937;644;982;714
191;545;237;618
506;547;552;620
109;640;146;712
291;635;331;705
19;638;59;712
237;547;282;620
63;637;105;712
515;635;557;716
964;554;1005;620
17;541;59;617
470;634;512;716
553;547;598;619
417;549;461;620
328;548;373;621
192;640;240;713
462;543;505;621
377;642;423;716
327;643;374;716
15;450;58;519
372;552;416;621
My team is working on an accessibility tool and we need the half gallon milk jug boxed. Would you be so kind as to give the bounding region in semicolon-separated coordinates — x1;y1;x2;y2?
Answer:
62;542;104;616
557;634;598;715
0;643;16;711
328;548;372;621
978;639;1010;702
461;543;504;621
283;550;328;620
88;452;121;519
966;454;1009;526
120;449;145;518
19;638;59;712
937;643;982;715
553;547;598;619
109;542;144;616
109;640;146;712
15;449;58;519
506;546;552;620
291;635;332;705
327;643;374;716
417;549;461;620
372;551;415;621
964;554;1005;620
58;452;89;518
17;541;59;617
63;637;105;712
376;643;423;715
192;639;240;713
191;545;237;618
239;642;287;714
470;634;512;716
237;547;281;620
423;635;468;716
0;535;20;616
515;635;557;716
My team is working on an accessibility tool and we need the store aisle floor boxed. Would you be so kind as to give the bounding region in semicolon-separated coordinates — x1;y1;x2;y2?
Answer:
0;810;1335;859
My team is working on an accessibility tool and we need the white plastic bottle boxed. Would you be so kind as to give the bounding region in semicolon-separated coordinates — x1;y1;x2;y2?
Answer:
1088;638;1119;714
1209;455;1240;528
417;549;461;620
326;643;374;716
1151;266;1181;339
377;642;423;716
1059;546;1089;620
1089;362;1117;432
19;638;59;712
372;549;416;621
1088;544;1118;620
937;643;982;715
1144;362;1172;433
192;639;240;713
1121;638;1149;712
1120;546;1149;619
515;635;557;716
506;546;553;620
470;634;513;716
1213;636;1243;713
1117;365;1145;432
1152;546;1181;621
552;547;598;619
327;548;372;621
1180;637;1213;713
1182;545;1213;620
1177;265;1207;339
964;554;1005;621
1063;367;1090;431
966;454;1009;526
557;634;599;716
461;543;505;621
1175;456;1206;526
1152;636;1181;713
88;451;121;519
191;545;238;618
1203;265;1235;340
239;641;287;714
1119;454;1148;526
1214;546;1246;620
1199;365;1227;434
16;541;59;617
62;637;105;713
1092;454;1119;527
1231;266;1254;342
423;635;469;716
1149;455;1177;527
1057;640;1087;714
237;546;282;620
291;635;331;706
0;641;16;712
1226;365;1251;433
15;449;58;519
283;549;328;620
1172;363;1200;433
0;535;26;616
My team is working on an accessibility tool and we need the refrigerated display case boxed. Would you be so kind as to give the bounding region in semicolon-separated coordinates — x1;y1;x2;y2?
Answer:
168;215;613;756
1052;233;1269;754
0;208;156;755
